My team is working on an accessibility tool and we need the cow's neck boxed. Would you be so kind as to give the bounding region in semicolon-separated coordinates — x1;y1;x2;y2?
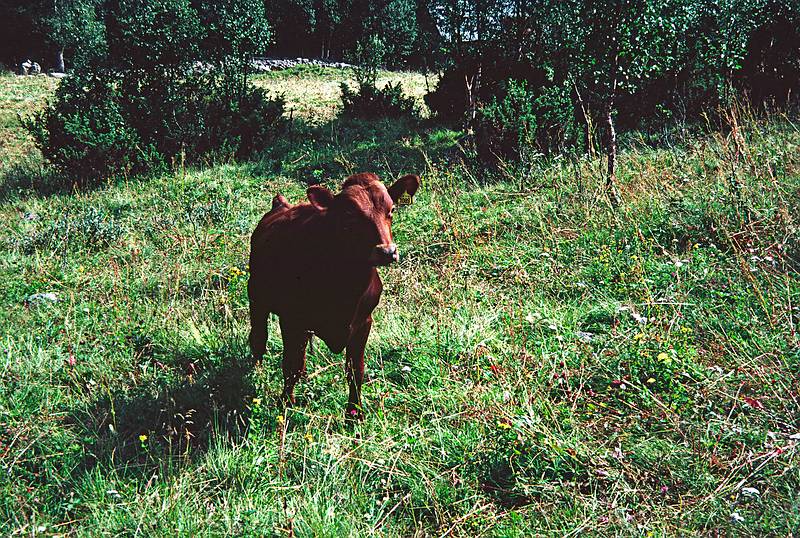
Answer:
305;217;377;282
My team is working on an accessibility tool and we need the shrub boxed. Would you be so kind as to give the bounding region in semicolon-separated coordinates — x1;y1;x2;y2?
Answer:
475;80;537;164
24;73;146;179
474;79;581;164
340;81;416;120
339;35;417;120
205;86;288;158
25;0;286;181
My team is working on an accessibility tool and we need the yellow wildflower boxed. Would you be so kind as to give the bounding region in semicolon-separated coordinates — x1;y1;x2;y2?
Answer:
139;434;148;442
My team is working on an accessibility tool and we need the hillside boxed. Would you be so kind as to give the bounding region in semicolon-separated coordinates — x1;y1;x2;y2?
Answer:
1;68;799;536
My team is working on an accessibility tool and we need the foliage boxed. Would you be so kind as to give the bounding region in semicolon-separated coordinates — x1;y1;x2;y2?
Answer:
23;72;145;179
26;0;285;180
340;36;417;119
425;0;800;165
350;35;386;89
195;0;272;98
205;86;288;158
0;0;105;70
264;0;431;67
475;78;583;162
340;80;417;120
475;79;537;163
46;0;106;69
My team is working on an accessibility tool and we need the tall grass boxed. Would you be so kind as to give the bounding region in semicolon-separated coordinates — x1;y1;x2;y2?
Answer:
0;68;798;536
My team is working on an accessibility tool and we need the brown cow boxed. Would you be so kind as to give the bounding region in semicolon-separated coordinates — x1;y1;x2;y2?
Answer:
248;172;420;418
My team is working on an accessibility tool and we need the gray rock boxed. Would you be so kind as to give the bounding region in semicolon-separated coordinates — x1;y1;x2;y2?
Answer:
20;60;41;75
25;292;58;305
576;331;595;343
250;57;355;72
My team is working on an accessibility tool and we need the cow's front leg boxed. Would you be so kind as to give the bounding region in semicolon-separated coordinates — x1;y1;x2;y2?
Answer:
248;279;268;363
345;317;372;420
279;318;310;406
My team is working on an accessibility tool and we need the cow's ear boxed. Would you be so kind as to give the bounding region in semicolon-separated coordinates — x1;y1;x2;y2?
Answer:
387;174;421;205
307;185;334;210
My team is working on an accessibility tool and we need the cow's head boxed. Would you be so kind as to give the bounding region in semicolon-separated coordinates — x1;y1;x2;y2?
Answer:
307;172;420;266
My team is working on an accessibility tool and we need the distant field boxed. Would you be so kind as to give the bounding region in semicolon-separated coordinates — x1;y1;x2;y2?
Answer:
1;68;799;536
0;73;57;166
253;66;432;121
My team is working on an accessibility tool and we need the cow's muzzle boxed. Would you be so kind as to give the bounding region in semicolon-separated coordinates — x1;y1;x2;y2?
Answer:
371;243;399;266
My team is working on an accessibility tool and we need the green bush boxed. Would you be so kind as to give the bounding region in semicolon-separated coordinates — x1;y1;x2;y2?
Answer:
474;79;581;164
340;81;417;120
338;35;417;120
24;73;146;179
476;80;537;163
25;0;286;181
205;86;288;158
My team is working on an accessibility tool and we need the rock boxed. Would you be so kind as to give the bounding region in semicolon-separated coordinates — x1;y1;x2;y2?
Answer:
250;57;356;72
25;292;58;305
19;60;41;75
48;72;67;79
576;331;595;343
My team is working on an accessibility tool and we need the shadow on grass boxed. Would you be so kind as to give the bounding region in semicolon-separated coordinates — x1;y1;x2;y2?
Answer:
250;115;465;186
1;113;464;204
0;160;79;202
66;343;260;479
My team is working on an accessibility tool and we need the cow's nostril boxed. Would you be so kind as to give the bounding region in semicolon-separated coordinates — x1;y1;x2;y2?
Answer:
377;244;399;263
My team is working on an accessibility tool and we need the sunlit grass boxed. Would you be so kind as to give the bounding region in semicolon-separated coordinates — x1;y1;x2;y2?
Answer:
0;69;799;536
253;65;432;122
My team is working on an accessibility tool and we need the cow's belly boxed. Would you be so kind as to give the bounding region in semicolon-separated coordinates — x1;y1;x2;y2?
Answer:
268;286;358;353
252;255;378;353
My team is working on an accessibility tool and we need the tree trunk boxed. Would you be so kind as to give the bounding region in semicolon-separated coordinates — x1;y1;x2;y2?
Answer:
605;100;621;207
605;45;621;207
55;48;65;73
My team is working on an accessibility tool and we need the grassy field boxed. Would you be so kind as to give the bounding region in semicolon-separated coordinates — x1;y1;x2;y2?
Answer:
1;68;799;536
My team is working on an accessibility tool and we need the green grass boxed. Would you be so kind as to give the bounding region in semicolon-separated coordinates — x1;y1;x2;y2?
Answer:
253;65;431;122
1;69;799;536
0;73;58;167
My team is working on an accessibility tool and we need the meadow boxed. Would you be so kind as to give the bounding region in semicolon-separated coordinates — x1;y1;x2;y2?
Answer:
1;67;799;536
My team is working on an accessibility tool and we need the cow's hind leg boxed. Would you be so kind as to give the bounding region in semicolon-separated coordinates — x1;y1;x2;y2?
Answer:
248;279;269;363
345;317;372;420
279;318;310;406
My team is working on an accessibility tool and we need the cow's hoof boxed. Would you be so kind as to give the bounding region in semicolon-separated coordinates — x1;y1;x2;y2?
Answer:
280;392;296;408
344;406;364;422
